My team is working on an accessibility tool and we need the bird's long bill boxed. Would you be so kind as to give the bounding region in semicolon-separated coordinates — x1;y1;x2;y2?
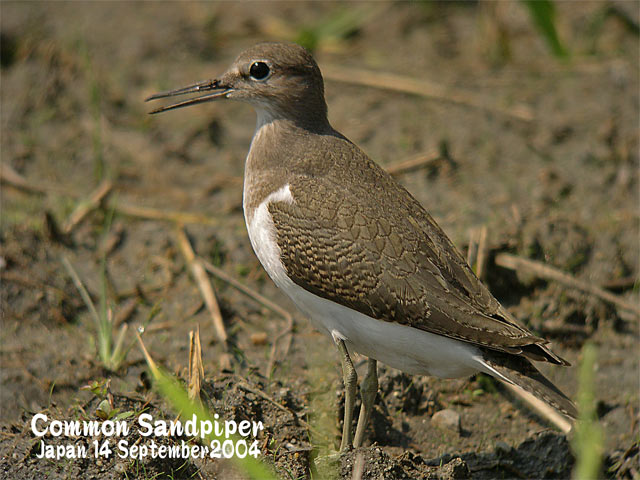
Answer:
145;79;230;114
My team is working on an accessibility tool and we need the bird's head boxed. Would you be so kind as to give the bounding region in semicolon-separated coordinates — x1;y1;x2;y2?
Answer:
146;42;329;131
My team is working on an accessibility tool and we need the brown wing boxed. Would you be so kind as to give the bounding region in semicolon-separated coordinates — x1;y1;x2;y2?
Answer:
269;164;568;365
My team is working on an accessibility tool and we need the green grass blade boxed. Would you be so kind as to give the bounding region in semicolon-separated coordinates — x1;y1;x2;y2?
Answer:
521;0;569;58
572;342;604;479
62;256;102;334
98;255;112;366
295;5;385;52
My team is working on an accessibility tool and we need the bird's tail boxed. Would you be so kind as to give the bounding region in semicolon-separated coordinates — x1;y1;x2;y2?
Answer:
477;349;577;431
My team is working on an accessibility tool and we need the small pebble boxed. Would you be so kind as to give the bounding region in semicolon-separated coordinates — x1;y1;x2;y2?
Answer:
431;408;461;434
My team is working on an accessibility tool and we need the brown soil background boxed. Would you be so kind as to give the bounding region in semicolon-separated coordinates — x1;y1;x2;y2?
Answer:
1;2;638;479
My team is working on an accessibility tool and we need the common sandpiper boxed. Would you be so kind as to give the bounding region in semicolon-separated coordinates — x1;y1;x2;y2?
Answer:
147;42;576;451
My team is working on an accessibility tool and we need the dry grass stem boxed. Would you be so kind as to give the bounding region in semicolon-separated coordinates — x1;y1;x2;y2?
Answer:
467;231;479;274
385;150;440;176
0;163;49;195
1;271;68;299
0;163;76;197
201;259;294;375
476;226;489;280
601;275;637;291
250;332;268;345
112;201;220;226
495;253;640;317
175;227;226;341
174;227;231;370
99;223;125;257
136;331;160;376
201;260;292;323
1;163;220;228
467;226;489;280
266;324;294;377
502;381;572;434
188;326;204;402
61;179;113;234
321;64;534;122
144;320;179;333
115;282;168;302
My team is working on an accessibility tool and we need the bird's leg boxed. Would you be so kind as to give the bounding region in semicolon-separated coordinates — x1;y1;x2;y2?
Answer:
353;358;377;448
335;338;357;451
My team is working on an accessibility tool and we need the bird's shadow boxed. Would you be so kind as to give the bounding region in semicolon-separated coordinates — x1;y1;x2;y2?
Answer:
367;397;416;448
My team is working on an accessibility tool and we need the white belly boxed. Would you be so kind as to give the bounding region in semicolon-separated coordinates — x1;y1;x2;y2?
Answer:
243;184;483;379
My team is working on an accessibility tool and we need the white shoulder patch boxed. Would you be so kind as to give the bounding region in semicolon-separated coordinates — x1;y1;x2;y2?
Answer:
245;184;295;292
264;183;294;205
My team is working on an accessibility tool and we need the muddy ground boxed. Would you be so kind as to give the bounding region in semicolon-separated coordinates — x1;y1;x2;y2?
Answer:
1;2;639;479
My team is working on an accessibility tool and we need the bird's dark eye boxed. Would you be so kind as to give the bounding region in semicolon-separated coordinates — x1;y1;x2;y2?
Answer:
249;62;270;80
